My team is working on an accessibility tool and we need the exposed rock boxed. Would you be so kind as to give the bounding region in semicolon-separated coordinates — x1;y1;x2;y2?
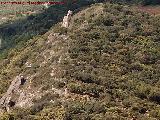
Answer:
15;89;41;108
47;32;69;45
25;62;32;68
51;86;69;97
47;33;60;44
0;75;45;113
0;76;27;112
1;17;7;20
62;10;73;28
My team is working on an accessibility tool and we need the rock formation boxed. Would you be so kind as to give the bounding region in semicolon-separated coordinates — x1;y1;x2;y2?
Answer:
62;10;73;28
0;76;26;112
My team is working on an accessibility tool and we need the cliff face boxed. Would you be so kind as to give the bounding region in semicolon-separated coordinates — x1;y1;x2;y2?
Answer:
0;2;160;119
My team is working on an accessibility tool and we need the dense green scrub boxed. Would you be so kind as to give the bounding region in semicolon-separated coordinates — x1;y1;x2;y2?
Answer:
0;2;160;120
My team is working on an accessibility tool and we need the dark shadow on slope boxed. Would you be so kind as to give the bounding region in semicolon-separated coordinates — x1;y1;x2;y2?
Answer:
0;4;67;51
0;0;98;58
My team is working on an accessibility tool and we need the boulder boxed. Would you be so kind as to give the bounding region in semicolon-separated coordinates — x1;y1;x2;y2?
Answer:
0;76;26;112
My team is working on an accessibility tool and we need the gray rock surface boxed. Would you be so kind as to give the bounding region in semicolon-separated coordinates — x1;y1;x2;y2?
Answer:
0;76;26;112
62;10;73;28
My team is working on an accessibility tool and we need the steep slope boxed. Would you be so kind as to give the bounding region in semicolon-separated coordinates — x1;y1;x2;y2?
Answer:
110;0;160;5
0;2;160;120
135;6;160;15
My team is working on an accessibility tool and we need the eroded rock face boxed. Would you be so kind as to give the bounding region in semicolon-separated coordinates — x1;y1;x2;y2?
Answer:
62;10;73;28
0;76;26;112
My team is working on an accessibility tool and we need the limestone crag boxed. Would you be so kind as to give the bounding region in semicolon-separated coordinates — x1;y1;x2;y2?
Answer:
0;76;26;112
62;10;73;28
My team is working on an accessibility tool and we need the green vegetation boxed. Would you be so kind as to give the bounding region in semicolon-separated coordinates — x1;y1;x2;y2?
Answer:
0;0;95;58
0;1;160;120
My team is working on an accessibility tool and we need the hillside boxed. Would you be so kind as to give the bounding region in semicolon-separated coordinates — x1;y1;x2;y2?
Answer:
0;0;52;24
0;0;68;53
136;6;160;15
0;2;160;120
110;0;160;5
0;0;95;56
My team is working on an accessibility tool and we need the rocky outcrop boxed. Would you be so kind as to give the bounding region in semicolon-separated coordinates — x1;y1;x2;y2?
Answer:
0;76;26;112
0;31;70;113
62;10;73;28
0;75;44;113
